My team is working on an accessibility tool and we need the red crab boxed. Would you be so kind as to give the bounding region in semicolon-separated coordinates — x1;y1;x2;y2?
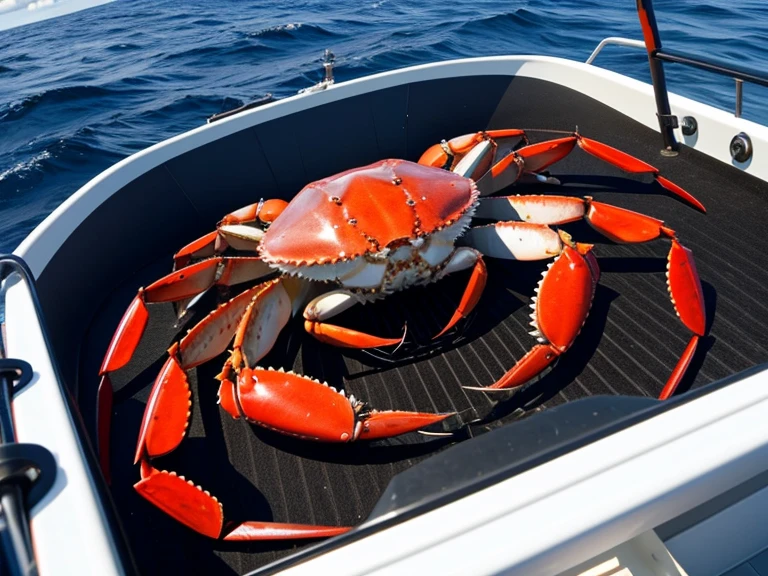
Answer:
97;129;706;540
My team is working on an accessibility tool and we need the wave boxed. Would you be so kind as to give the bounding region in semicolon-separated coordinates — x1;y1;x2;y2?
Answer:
0;150;51;183
672;3;740;19
105;42;141;52
0;127;121;190
191;18;225;26
456;9;548;35
247;22;339;41
3;52;35;63
0;85;125;123
160;40;285;66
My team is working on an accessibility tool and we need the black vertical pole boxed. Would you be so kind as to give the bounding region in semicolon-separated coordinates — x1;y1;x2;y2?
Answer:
636;0;679;155
0;371;37;576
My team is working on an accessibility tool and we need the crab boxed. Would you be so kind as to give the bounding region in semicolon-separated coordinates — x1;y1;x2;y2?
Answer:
96;129;707;541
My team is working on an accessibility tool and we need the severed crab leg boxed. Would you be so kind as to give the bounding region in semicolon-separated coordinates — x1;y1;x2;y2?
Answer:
133;277;450;538
464;197;706;397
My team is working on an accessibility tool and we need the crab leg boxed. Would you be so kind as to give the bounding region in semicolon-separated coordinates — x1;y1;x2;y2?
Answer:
302;291;405;349
466;197;706;396
418;129;529;180
434;248;487;338
212;282;453;441
300;248;487;346
99;257;273;379
174;199;288;269
133;281;284;464
135;461;351;540
95;263;273;481
131;280;353;540
421;130;704;211
466;241;599;390
97;256;274;478
515;135;705;212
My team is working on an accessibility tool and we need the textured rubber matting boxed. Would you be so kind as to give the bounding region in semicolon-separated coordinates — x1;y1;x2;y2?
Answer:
84;131;768;574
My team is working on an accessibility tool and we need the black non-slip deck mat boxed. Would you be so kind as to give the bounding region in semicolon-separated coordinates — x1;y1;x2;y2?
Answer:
73;79;768;574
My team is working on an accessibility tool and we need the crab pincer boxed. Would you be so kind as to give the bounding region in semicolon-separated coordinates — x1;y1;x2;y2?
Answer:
465;198;706;397
465;238;599;391
420;129;705;213
131;277;453;539
134;461;351;540
220;366;451;442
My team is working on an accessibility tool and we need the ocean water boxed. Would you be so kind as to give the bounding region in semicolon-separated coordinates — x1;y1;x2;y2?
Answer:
1;0;766;255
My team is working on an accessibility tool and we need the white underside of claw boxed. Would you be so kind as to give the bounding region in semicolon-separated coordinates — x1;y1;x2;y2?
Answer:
303;290;358;321
222;257;274;286
473;196;585;224
179;286;259;368
218;225;264;251
453;140;492;179
463;222;563;261
239;282;292;366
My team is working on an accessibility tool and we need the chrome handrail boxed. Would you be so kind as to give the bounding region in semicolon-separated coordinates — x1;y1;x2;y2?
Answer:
586;33;762;123
585;37;646;65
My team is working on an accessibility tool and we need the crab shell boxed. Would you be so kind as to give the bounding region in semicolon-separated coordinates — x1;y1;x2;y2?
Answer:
259;159;478;274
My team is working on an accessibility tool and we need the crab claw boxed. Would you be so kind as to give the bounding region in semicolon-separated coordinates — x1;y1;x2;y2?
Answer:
99;292;150;376
358;410;452;440
174;199;289;269
135;463;350;540
223;522;351;541
235;367;452;441
576;137;705;212
658;239;706;399
134;348;192;464
472;242;599;391
304;320;405;349
135;463;224;538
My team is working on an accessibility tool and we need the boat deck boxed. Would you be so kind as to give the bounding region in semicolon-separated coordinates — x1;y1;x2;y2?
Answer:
56;76;768;574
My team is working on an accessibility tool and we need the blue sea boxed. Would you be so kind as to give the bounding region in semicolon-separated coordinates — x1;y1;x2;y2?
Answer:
1;0;767;256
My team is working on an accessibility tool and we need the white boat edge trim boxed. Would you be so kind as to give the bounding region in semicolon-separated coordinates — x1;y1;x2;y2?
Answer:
4;276;124;576
275;367;768;576
666;480;768;576
15;54;768;277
